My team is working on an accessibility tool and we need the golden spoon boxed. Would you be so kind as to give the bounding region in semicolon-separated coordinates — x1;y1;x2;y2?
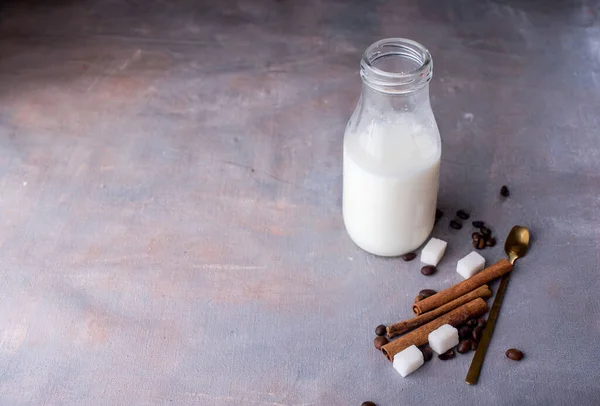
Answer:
465;225;530;385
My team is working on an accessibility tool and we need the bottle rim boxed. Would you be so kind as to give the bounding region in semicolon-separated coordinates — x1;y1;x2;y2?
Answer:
360;38;433;93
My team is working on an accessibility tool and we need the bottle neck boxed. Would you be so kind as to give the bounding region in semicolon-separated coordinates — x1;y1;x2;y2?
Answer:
361;81;431;112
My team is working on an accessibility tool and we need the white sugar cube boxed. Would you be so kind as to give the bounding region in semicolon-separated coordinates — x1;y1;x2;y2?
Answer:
428;324;459;354
393;345;424;377
420;238;447;266
456;251;486;279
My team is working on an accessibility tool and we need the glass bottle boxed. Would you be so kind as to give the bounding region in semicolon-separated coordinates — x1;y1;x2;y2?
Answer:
343;38;441;257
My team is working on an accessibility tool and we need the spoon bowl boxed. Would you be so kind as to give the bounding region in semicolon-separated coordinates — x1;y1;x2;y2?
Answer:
504;226;530;265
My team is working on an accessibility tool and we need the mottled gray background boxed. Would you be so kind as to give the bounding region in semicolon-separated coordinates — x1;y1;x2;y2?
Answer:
0;0;599;405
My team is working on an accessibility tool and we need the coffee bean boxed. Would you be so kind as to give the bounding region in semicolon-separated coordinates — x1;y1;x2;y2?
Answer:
470;339;478;351
438;349;455;360
500;185;510;197
477;318;487;328
361;402;376;406
414;294;425;302
505;348;524;361
457;340;471;354
486;237;497;247
472;220;485;228
456;210;470;220
435;209;443;220
418;289;437;298
420;265;437;276
472;326;484;342
402;252;416;261
450;220;462;230
476;238;486;250
374;336;388;350
420;345;433;362
375;325;387;337
467;319;478;328
458;325;472;340
472;232;483;241
480;226;491;237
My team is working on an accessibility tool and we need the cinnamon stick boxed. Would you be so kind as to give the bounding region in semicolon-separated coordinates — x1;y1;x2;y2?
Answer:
412;259;512;316
387;285;492;338
381;297;488;361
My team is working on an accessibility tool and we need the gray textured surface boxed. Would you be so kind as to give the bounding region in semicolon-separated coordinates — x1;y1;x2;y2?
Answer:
1;0;599;404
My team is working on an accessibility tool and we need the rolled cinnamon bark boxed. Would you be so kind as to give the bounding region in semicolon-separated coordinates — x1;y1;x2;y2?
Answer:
387;285;492;338
381;297;488;361
412;259;512;316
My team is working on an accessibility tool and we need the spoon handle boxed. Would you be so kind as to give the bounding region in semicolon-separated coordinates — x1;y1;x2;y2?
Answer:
465;272;511;384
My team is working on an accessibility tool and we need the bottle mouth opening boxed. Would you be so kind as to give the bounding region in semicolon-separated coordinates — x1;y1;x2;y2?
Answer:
360;38;433;93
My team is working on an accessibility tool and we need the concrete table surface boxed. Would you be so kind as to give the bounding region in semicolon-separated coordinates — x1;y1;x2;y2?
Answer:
1;0;599;404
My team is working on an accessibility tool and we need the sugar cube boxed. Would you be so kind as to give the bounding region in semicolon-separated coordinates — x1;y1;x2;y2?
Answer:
420;237;447;266
392;345;424;378
456;251;486;279
428;324;459;354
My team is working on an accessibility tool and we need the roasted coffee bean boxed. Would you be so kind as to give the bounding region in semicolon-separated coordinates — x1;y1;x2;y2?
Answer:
467;319;478;328
402;252;417;261
456;210;470;220
472;232;483;241
457;340;471;354
361;402;376;406
476;238;486;250
480;226;491;237
438;349;456;360
472;220;485;228
420;265;437;276
472;240;480;249
500;185;510;197
418;289;437;298
421;345;433;362
414;294;425;302
505;348;524;361
375;325;387;337
374;336;388;350
458;325;472;340
472;326;484;342
435;209;443;220
486;237;497;247
450;220;462;230
470;339;479;351
477;318;487;328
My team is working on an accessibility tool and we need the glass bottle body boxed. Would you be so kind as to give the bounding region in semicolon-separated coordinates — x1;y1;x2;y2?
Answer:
342;39;441;256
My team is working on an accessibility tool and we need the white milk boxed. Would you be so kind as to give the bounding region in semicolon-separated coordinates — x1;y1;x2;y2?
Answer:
343;115;441;256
